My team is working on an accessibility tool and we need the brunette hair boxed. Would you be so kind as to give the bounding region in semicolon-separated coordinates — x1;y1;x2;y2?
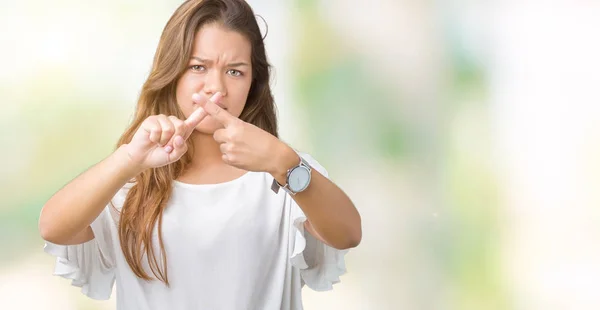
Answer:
115;0;277;285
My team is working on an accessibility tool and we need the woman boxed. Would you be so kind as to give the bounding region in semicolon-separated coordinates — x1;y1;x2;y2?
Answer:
38;0;361;309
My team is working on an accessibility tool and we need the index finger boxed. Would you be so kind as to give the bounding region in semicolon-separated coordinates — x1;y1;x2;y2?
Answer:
182;105;208;139
184;104;208;128
200;93;236;127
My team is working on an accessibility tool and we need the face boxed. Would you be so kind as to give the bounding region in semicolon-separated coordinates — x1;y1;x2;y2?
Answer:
175;23;253;134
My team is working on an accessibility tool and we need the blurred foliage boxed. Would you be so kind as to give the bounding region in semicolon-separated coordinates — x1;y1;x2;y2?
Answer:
0;1;520;309
292;0;409;164
1;70;131;263
292;1;508;309
439;26;508;309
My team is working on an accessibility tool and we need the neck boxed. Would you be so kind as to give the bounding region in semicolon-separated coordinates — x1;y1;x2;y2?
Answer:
178;131;247;184
187;131;225;169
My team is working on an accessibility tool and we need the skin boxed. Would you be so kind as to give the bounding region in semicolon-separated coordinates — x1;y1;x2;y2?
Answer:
39;23;361;251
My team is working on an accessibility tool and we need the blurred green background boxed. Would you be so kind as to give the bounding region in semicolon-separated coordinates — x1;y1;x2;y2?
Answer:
2;1;600;309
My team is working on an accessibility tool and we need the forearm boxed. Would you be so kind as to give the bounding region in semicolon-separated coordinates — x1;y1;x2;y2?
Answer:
293;171;362;249
271;145;362;249
39;145;142;244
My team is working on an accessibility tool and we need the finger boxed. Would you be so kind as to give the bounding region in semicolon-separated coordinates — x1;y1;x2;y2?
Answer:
167;135;187;158
168;116;187;141
142;118;162;144
184;105;208;136
190;91;208;105
221;153;232;165
157;115;175;146
219;142;231;154
213;128;228;144
194;92;235;127
161;116;186;153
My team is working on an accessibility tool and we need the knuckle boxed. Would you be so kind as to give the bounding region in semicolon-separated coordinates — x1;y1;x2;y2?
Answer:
230;127;243;140
162;126;175;134
144;117;157;127
214;130;225;141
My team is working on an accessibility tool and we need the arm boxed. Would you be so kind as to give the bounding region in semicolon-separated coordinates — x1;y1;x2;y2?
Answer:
271;145;362;250
39;96;214;245
195;95;362;250
39;146;142;245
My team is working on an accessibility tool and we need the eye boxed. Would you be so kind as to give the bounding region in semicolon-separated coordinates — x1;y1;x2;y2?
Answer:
227;69;243;77
190;65;206;72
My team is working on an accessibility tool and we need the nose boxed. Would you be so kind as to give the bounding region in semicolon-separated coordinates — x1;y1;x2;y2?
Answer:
202;70;226;97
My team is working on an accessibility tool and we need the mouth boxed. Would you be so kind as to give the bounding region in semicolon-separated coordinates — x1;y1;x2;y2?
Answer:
192;101;227;111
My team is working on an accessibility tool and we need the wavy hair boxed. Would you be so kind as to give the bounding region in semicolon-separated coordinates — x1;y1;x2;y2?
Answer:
114;0;277;285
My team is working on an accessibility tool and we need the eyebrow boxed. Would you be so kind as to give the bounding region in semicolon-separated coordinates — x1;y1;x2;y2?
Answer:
191;56;249;67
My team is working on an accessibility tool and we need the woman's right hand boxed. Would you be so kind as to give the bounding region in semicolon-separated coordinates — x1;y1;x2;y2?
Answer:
124;93;221;170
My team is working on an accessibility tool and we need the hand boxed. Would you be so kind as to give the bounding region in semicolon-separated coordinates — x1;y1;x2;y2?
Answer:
192;92;296;174
124;93;222;170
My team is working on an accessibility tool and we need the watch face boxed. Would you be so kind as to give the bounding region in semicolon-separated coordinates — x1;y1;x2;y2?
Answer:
288;166;311;192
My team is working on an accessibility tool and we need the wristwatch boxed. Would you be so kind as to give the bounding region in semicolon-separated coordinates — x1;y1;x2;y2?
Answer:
271;155;312;195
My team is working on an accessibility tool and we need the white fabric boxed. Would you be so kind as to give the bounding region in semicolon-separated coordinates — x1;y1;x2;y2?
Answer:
43;153;348;310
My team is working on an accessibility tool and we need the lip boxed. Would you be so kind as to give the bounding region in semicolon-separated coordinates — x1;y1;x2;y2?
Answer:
192;100;227;110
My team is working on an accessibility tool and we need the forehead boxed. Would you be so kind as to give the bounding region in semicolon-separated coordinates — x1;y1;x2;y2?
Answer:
191;23;251;61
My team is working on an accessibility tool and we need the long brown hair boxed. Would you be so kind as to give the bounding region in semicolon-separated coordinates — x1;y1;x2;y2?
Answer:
114;0;277;285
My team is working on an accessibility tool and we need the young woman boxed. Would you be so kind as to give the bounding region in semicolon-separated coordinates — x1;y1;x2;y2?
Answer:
39;0;361;309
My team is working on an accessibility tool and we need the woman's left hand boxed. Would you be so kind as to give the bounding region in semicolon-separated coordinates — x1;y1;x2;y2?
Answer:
192;92;296;175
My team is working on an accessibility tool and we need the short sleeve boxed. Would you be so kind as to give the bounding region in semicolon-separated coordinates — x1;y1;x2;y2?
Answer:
288;153;349;291
43;206;117;300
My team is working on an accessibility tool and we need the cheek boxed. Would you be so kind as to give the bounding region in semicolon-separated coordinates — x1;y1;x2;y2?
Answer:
228;81;253;117
176;76;205;116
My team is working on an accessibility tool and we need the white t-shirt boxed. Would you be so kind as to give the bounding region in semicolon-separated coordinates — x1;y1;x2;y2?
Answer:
43;153;348;310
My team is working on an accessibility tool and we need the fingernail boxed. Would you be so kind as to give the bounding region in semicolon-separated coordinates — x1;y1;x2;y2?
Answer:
164;145;173;153
192;93;202;102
